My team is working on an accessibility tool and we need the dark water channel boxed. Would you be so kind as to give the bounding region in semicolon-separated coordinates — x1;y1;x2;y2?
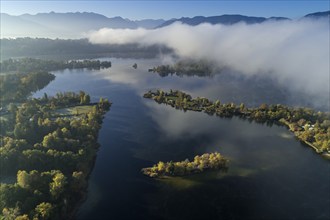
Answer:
34;58;330;220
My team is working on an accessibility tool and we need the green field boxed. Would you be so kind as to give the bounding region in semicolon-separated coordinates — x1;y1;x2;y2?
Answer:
53;105;94;117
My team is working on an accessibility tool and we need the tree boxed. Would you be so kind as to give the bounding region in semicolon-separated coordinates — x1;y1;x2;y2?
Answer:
0;184;25;213
34;202;53;220
83;94;90;104
183;98;187;106
8;103;18;113
299;130;314;142
259;103;268;111
17;170;40;191
157;161;165;173
2;206;21;220
43;93;48;101
17;170;31;189
49;172;67;200
71;171;86;192
42;133;55;148
239;103;245;111
79;91;86;104
165;161;174;174
13;123;25;139
15;214;30;220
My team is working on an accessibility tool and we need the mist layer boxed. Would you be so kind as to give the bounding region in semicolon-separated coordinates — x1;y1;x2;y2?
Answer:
89;19;329;108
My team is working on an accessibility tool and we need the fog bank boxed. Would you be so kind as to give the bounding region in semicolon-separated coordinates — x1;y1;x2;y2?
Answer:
89;19;329;108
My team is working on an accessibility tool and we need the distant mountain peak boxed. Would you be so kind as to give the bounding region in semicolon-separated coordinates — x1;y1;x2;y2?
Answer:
268;17;291;21
1;11;328;39
156;14;270;28
304;10;330;18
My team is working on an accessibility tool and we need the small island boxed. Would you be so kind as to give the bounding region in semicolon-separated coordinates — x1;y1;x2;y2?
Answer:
142;152;229;178
143;90;330;155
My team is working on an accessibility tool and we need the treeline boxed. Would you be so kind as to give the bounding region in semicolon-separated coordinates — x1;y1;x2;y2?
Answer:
0;92;111;219
0;72;55;106
142;152;228;178
144;90;330;154
0;38;172;59
0;58;111;73
149;60;215;77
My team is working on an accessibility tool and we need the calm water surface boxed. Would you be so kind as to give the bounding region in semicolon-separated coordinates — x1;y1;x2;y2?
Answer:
34;58;330;220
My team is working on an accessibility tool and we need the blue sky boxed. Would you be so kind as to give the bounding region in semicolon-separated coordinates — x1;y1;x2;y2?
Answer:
1;0;329;20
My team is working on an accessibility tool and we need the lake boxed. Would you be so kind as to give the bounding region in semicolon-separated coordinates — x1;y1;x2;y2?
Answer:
34;58;330;220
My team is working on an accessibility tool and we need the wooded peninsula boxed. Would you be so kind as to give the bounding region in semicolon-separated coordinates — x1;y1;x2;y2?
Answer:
149;60;215;77
143;90;330;155
0;58;111;73
0;59;111;219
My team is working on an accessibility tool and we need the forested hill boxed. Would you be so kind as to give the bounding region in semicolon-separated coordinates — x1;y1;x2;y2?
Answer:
0;38;172;60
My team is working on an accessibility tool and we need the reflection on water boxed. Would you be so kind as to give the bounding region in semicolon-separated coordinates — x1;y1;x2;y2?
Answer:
34;58;330;220
97;58;323;109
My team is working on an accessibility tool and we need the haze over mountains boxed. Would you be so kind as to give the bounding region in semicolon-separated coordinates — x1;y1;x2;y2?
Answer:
1;11;329;38
156;15;290;28
0;12;165;38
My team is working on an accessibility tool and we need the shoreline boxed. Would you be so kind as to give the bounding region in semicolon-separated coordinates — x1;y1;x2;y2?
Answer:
68;107;111;219
279;119;326;155
143;90;330;158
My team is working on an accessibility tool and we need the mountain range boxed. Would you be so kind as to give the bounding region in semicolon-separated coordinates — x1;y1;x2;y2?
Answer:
1;11;329;39
156;15;290;28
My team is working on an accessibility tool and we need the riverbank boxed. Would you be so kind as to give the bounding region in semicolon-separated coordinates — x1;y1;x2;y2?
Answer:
279;118;327;154
143;90;330;156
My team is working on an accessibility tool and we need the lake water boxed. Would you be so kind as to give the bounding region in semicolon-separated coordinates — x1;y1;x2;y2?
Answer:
34;58;330;220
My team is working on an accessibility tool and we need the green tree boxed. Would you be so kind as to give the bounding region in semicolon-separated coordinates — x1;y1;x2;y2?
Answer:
2;206;21;220
239;103;245;111
83;94;91;104
15;214;30;220
17;170;40;191
49;172;67;200
34;202;53;220
8;103;18;113
17;170;31;189
71;171;86;192
157;161;165;173
79;91;86;104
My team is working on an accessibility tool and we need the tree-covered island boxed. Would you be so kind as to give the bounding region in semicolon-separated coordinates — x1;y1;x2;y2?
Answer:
142;152;228;178
148;60;215;77
0;61;111;219
143;90;330;155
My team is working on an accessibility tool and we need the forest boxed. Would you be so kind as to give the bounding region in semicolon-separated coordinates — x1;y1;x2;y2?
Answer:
0;38;172;60
144;90;330;154
149;60;216;77
0;72;55;106
0;58;111;73
0;61;111;219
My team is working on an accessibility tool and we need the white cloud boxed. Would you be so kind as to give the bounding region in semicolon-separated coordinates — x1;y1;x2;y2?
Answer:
89;19;330;107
